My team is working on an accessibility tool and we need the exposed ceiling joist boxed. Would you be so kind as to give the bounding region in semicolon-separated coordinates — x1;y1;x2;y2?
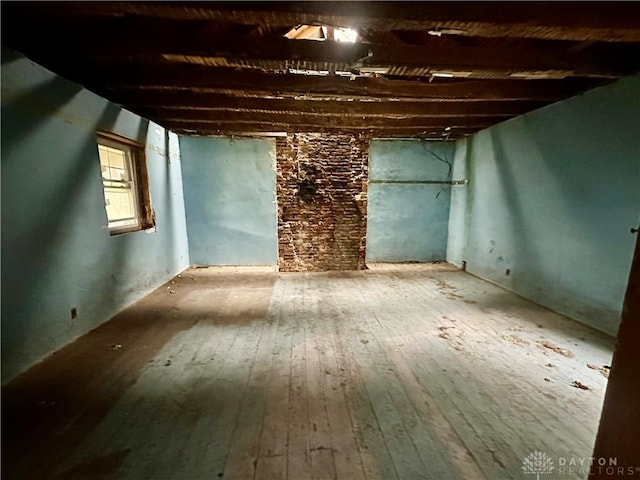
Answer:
148;109;502;128
6;20;637;80
21;1;640;42
167;122;478;137
108;83;602;104
2;2;638;138
157;36;633;79
109;92;546;117
93;68;605;101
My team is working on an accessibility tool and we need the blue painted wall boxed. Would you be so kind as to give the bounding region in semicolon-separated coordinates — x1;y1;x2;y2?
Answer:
180;136;278;265
367;139;455;262
1;48;190;382
446;139;470;267
448;75;640;335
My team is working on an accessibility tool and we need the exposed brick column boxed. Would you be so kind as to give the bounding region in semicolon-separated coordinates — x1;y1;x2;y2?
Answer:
276;133;368;272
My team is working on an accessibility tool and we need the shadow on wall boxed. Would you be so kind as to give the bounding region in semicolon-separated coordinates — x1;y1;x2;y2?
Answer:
463;78;640;335
1;75;83;159
488;127;543;278
0;78;168;379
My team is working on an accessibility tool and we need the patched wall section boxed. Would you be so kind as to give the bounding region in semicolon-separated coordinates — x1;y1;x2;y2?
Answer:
367;139;455;263
276;133;368;272
180;136;278;266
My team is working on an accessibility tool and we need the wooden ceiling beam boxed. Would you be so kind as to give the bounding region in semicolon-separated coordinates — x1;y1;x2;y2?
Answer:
163;122;479;140
3;2;636;138
143;109;500;129
13;2;640;42
157;38;639;79
106;82;607;104
94;68;605;101
107;86;565;103
6;20;636;79
110;91;545;117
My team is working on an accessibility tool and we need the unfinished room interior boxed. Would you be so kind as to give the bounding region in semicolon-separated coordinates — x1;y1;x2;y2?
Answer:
2;2;639;479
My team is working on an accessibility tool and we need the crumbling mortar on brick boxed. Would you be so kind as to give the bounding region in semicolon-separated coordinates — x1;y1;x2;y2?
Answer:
276;132;370;272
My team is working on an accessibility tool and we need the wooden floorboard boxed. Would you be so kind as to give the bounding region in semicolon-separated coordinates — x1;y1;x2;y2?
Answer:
2;264;614;480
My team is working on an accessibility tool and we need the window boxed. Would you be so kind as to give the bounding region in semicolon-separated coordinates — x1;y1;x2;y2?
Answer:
97;132;154;234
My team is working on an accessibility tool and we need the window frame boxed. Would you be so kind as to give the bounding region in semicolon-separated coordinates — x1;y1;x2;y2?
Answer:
96;131;154;235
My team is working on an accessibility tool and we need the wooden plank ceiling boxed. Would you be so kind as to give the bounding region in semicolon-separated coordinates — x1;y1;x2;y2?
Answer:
3;1;640;138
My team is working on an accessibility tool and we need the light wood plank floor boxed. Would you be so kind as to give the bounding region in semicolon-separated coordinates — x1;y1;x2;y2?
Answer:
3;264;614;480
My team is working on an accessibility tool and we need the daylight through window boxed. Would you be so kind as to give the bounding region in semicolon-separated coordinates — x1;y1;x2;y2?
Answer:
97;133;153;234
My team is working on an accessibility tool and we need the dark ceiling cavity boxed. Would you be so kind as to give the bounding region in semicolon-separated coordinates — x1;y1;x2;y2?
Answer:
3;1;639;139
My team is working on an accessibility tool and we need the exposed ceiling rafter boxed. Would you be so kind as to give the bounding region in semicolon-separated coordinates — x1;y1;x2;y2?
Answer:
19;2;640;42
2;1;639;138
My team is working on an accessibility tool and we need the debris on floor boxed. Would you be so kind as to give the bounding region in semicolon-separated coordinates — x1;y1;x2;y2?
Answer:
360;338;369;344
434;279;464;300
571;380;590;390
176;274;196;280
164;360;172;367
537;340;575;358
545;363;555;368
501;334;529;346
110;344;122;350
587;363;610;378
544;378;552;382
437;325;454;340
437;326;465;351
509;325;525;331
